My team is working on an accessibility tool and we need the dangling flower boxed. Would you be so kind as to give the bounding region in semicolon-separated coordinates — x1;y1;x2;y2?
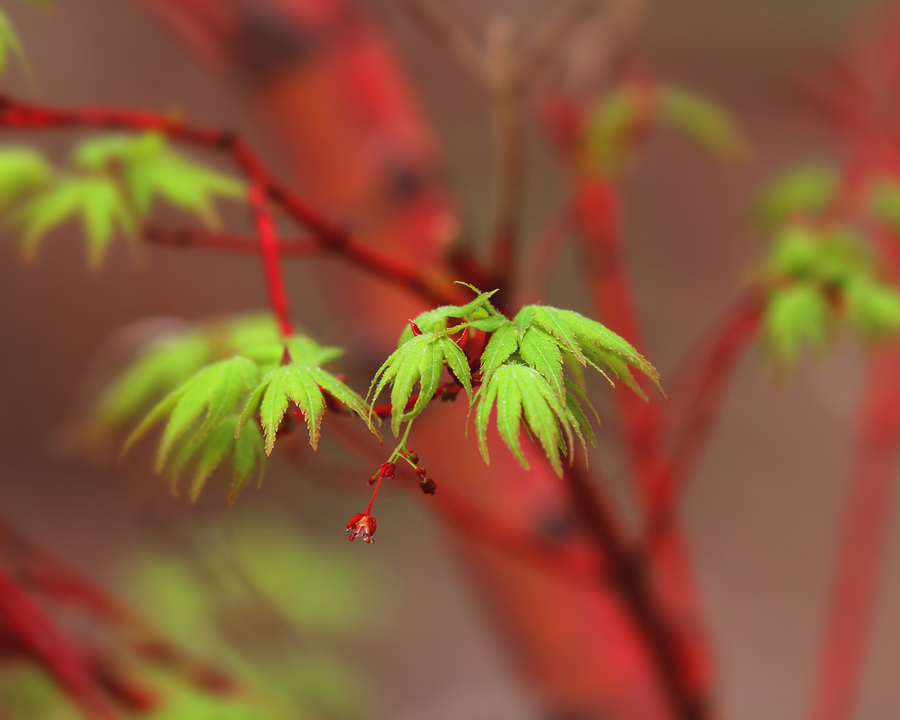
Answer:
346;513;377;543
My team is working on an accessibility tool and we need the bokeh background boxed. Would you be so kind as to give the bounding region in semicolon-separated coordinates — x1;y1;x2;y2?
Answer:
0;0;898;718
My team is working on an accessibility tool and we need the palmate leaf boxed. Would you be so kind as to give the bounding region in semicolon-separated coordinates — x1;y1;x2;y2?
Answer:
15;175;137;269
241;363;376;455
763;282;831;365
167;416;266;505
475;363;575;477
757;163;838;226
516;305;661;393
123;356;260;471
369;332;472;435
90;313;346;446
468;302;659;474
0;147;51;208
72;131;244;226
845;275;900;339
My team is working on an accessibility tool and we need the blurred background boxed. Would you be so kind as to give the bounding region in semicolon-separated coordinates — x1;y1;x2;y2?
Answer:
0;0;898;718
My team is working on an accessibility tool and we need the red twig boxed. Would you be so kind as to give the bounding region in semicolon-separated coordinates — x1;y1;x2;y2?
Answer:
0;567;119;719
0;93;461;308
645;292;764;540
247;184;293;339
143;225;320;256
806;344;900;720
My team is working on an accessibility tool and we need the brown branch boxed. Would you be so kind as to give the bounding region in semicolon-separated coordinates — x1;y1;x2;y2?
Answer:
0;93;460;307
517;0;604;83
396;0;491;88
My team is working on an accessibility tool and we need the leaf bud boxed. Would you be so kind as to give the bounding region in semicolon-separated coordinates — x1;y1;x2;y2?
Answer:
408;320;423;336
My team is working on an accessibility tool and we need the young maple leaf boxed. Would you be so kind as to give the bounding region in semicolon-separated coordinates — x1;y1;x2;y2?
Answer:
240;363;377;455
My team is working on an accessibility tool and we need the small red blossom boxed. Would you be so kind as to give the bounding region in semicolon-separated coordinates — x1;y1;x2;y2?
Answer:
380;462;396;479
404;448;419;464
346;513;377;543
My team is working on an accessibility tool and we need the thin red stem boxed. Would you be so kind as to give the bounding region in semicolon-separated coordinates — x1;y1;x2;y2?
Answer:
806;344;900;720
247;184;293;339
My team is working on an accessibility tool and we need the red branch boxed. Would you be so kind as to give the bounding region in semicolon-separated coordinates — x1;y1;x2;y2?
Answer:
247;184;293;339
645;293;764;540
0;94;461;308
0;567;119;719
806;344;900;720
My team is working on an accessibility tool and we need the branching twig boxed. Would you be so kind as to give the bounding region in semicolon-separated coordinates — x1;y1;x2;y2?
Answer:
0;93;461;308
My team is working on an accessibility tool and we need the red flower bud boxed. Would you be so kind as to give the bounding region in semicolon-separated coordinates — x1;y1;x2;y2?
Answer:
419;476;436;496
380;462;396;480
368;472;379;486
415;466;428;479
405;449;419;464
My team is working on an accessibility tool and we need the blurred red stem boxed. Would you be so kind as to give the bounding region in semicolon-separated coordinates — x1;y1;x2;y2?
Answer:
645;293;764;541
564;465;710;720
0;567;118;719
806;345;900;720
247;184;293;339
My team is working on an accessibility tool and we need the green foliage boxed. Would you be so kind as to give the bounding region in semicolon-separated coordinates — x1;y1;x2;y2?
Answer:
16;175;136;268
125;356;260;470
72;132;244;224
587;84;645;175
0;147;50;207
588;82;742;175
657;85;745;161
475;362;575;476
111;315;370;503
757;163;839;226
369;331;473;436
3;132;243;268
119;514;379;719
761;222;900;363
475;304;658;475
241;362;376;454
764;282;830;364
397;284;499;345
867;177;900;232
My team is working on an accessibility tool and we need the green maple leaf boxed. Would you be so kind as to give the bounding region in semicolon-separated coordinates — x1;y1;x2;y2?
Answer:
369;331;472;436
845;276;900;339
16;175;137;269
763;282;831;364
168;415;266;505
0;147;51;209
474;362;576;477
757;163;838;226
240;363;376;455
124;356;260;472
73;131;244;225
515;305;660;393
90;328;212;444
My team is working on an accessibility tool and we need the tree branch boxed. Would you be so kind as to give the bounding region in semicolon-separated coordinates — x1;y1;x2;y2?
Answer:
0;93;461;308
